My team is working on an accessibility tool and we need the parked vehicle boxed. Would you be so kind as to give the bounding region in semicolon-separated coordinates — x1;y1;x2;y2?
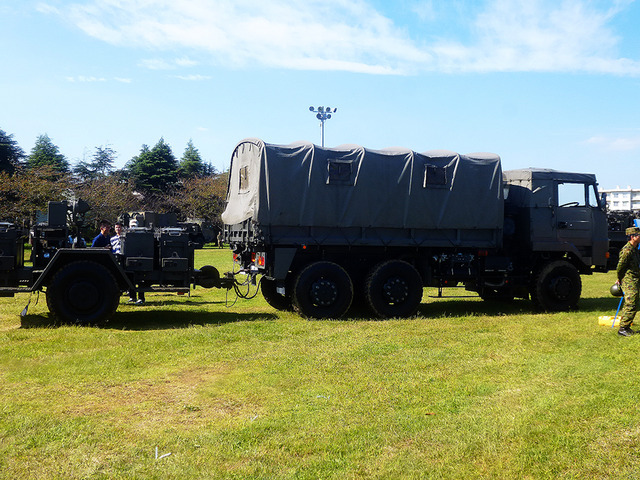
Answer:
223;139;609;319
0;200;229;324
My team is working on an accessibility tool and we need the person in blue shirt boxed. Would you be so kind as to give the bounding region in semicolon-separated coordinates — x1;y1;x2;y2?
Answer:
91;220;111;248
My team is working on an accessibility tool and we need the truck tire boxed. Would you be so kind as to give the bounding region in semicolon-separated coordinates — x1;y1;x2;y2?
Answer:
292;261;353;319
365;260;423;318
531;260;581;311
46;260;120;324
260;277;293;311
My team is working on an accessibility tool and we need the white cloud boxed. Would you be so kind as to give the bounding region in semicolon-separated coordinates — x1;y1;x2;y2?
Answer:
174;74;212;81
586;134;640;151
66;75;131;83
66;75;107;82
45;0;640;75
138;58;175;70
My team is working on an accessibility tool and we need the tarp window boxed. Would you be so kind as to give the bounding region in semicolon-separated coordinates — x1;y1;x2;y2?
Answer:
239;166;249;192
423;164;447;188
326;159;355;185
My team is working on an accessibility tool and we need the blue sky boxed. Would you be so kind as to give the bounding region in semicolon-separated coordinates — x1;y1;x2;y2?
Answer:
1;0;640;188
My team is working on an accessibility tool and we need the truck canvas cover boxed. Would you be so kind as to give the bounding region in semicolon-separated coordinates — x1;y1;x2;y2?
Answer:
222;139;504;248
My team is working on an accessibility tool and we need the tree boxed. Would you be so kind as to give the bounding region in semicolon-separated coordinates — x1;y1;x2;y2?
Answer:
72;160;94;182
127;138;179;194
0;165;72;224
72;174;141;226
27;134;69;173
168;172;229;226
73;146;117;181
179;139;206;178
0;128;26;175
91;145;116;177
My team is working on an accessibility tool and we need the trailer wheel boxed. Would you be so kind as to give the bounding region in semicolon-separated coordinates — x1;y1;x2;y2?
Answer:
365;260;423;318
531;260;581;311
46;260;120;325
260;277;292;311
292;261;353;319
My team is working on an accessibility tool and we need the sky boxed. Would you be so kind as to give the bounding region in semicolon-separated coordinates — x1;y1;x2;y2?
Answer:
1;0;640;189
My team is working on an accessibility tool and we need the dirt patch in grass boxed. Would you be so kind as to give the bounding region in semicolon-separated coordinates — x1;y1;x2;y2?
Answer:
56;365;261;433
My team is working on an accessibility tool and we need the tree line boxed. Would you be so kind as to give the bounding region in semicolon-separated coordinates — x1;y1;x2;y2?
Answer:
0;128;228;231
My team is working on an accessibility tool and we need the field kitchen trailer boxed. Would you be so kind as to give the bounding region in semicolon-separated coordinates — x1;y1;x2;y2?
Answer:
0;200;228;324
223;139;609;319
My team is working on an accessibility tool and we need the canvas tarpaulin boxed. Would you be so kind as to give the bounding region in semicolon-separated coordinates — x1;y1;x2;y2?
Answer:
222;139;504;247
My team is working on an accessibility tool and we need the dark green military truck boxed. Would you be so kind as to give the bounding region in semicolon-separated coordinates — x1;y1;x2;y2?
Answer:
224;139;609;319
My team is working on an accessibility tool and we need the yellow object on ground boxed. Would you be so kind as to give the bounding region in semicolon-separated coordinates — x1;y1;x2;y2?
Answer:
598;315;619;326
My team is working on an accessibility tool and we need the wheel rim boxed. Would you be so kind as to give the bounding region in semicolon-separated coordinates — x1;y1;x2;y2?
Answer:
366;260;422;318
310;278;338;307
549;276;572;300
67;280;100;313
382;277;408;304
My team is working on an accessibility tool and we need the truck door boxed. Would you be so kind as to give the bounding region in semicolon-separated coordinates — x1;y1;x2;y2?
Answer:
555;181;606;264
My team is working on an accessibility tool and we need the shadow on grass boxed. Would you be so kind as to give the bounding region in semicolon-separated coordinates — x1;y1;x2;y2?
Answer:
414;295;619;318
19;296;620;329
20;310;278;330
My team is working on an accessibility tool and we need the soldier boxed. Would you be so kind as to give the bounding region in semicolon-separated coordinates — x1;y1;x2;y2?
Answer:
615;226;640;337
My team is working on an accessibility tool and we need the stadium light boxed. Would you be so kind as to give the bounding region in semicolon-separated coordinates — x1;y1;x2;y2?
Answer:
308;105;337;147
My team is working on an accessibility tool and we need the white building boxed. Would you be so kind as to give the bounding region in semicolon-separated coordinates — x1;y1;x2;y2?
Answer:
601;186;640;211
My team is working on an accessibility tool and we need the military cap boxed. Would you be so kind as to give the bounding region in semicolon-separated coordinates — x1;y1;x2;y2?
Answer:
626;226;640;236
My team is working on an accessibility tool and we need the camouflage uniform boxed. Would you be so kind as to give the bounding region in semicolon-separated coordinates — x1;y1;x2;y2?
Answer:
616;238;640;329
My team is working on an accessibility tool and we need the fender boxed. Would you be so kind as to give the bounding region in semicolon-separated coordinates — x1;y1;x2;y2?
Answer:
32;248;134;291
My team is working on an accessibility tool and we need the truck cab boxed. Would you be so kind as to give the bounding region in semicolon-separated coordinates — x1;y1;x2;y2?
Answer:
503;169;609;273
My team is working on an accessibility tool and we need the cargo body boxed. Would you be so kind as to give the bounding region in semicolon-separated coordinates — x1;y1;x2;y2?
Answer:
224;139;609;319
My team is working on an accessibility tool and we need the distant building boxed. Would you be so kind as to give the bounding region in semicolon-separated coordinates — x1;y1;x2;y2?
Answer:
601;186;640;211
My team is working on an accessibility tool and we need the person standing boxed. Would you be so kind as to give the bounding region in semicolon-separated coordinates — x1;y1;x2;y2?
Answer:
110;222;124;253
110;221;145;305
91;220;111;248
615;226;640;337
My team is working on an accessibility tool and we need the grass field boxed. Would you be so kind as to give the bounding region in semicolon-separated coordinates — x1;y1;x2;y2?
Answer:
1;246;638;479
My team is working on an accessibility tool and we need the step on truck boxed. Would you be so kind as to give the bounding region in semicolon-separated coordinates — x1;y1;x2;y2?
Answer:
0;200;228;324
223;138;609;319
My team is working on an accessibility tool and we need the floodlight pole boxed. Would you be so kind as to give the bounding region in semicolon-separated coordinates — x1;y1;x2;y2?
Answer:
308;106;337;147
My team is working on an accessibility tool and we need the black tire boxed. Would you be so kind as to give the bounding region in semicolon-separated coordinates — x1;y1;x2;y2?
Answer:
46;261;120;324
260;277;293;311
365;260;423;318
292;261;353;319
531;260;581;311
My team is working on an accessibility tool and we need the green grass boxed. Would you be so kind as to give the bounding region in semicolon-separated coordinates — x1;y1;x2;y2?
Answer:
1;247;639;479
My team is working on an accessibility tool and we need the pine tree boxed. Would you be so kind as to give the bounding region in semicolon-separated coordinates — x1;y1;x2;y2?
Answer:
27;134;69;173
91;146;116;176
127;138;179;193
0;128;26;174
179;139;205;177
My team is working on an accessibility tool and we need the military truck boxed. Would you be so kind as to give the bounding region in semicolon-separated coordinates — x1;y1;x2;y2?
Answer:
0;200;227;324
605;210;639;270
223;139;609;319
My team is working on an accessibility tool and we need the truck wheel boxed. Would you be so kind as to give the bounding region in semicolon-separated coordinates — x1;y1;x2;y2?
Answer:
292;261;353;319
531;260;581;311
365;260;423;318
46;261;120;324
260;277;292;311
